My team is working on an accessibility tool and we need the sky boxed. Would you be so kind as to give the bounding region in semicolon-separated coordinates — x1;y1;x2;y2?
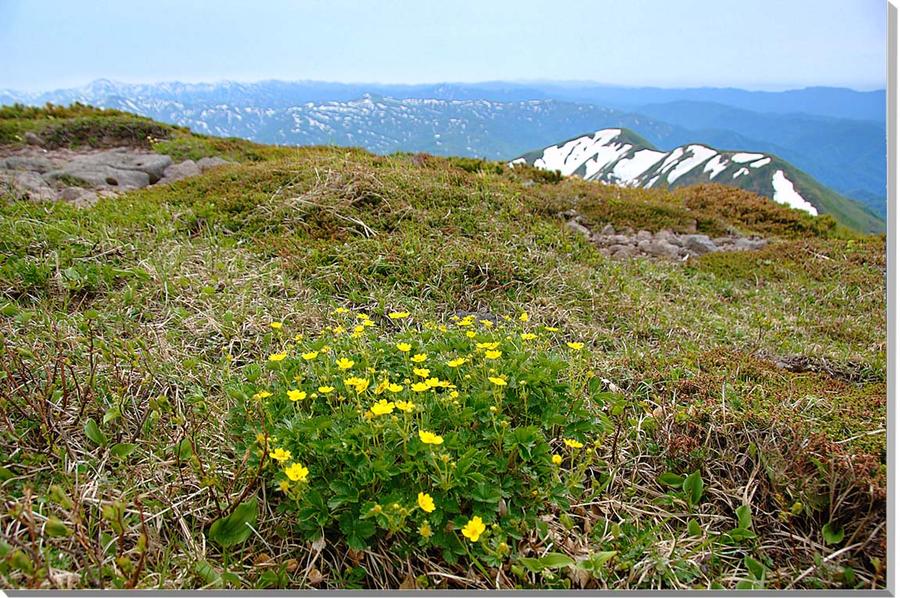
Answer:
0;0;888;92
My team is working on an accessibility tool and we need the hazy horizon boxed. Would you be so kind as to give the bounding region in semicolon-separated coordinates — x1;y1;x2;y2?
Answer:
0;0;886;93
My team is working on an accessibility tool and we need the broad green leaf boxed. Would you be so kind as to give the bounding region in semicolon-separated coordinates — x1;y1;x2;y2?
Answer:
102;407;121;425
658;472;684;487
518;552;575;572
172;439;193;460
744;556;765;580
822;522;845;545
45;516;71;538
209;499;257;548
687;519;703;537
110;443;136;459
736;504;752;530
84;418;107;447
683;470;704;506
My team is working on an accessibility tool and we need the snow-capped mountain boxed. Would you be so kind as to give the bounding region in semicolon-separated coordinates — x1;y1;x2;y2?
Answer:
512;129;882;232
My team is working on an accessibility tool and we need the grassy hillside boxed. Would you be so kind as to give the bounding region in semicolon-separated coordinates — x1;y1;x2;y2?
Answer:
0;108;886;589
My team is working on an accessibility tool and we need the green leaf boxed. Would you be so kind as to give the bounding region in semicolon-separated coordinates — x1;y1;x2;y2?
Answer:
736;504;752;530
45;516;72;538
682;470;704;506
84;418;107;447
687;519;703;537
744;555;765;580
518;552;575;572
577;551;617;575
822;522;845;545
102;407;121;425
658;472;684;487
209;499;257;548
172;439;193;460
193;559;223;587
110;443;136;459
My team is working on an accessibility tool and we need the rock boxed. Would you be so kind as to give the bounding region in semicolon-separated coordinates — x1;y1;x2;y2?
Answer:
44;164;150;189
566;219;592;238
2;155;56;173
80;150;172;182
600;223;616;235
197;156;233;171
639;239;680;258
1;171;57;201
59;187;99;208
732;237;768;251
24;131;43;145
609;244;637;258
636;230;652;241
682;234;719;255
160;160;202;183
558;209;579;220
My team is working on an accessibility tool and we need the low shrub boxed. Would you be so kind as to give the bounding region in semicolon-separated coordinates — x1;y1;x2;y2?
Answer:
227;310;621;565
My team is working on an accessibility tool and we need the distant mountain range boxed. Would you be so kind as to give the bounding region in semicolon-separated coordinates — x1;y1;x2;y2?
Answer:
513;128;882;233
0;79;886;218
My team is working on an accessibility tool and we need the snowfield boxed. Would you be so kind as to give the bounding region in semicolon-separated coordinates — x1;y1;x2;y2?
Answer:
772;170;818;215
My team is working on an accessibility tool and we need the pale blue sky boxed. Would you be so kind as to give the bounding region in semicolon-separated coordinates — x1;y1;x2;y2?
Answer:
0;0;887;92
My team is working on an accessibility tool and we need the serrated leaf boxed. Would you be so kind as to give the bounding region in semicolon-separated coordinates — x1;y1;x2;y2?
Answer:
84;418;107;447
209;499;257;548
658;472;684;487
518;552;575;572
822;522;845;545
736;504;752;530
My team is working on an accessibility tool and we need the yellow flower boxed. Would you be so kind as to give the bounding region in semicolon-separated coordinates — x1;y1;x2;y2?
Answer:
362;319;375;327
519;312;529;322
336;357;355;370
321;345;332;353
356;313;370;320
395;400;415;412
413;367;430;378
484;350;502;360
270;322;283;330
465;331;476;338
387;383;404;393
419;522;433;538
397;342;412;353
417;492;436;513
389;311;410;319
461;516;486;542
520;333;537;341
302;351;319;361
411;353;427;363
425;377;441;388
418;430;444;445
278;480;291;493
268;352;287;362
252;390;272;400
287;389;307;402
318;386;335;394
551;454;563;465
353;325;365;333
332;326;346;335
269;448;292;462
334;307;349;314
488;376;507;386
567;342;584;351
374;379;390;395
411;382;430;393
449;390;459;398
563;438;584;449
479;319;493;328
370;399;395;416
447;357;466;368
284;462;309;482
544;326;559;332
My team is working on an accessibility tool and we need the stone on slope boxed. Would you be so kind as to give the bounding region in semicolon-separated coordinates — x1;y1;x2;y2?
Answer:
682;234;719;255
2;155;57;173
44;163;150;189
0;171;57;201
197;156;233;171
160;160;202;183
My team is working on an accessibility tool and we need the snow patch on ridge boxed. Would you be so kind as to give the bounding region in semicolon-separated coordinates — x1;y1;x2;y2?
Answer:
732;153;765;163
533;129;629;178
611;149;667;183
667;145;718;183
750;157;771;168
704;155;729;179
772;170;818;215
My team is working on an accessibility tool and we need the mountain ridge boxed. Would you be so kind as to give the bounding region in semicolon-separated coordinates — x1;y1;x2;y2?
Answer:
512;128;883;233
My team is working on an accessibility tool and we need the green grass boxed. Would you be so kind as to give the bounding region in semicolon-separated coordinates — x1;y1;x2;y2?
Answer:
0;109;886;589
